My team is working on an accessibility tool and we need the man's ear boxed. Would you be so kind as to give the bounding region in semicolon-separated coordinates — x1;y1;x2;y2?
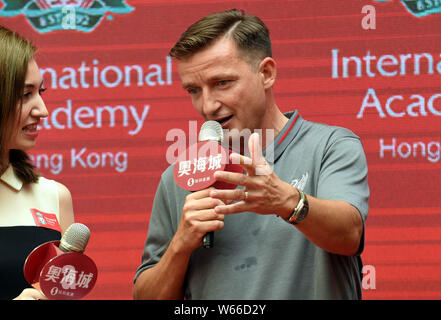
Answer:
258;57;277;89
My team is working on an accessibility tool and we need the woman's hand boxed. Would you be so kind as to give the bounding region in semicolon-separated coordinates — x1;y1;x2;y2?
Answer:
13;288;47;300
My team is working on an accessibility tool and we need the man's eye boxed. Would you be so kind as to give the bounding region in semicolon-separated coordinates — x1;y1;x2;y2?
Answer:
23;92;31;99
217;80;230;86
187;88;199;95
39;88;47;95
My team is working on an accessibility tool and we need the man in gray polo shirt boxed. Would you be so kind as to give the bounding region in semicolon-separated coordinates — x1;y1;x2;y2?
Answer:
133;9;369;300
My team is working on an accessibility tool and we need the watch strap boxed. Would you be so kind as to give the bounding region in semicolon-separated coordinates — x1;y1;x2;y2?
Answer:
286;187;309;225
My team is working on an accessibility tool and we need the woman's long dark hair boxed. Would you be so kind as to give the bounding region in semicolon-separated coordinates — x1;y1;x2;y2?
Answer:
0;25;39;183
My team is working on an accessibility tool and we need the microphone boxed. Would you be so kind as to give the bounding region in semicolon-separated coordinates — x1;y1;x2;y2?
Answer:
198;120;224;143
23;223;98;300
198;121;223;249
59;222;90;253
173;121;242;248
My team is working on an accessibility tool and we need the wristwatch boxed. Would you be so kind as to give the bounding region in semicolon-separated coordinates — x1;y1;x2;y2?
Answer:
286;188;309;225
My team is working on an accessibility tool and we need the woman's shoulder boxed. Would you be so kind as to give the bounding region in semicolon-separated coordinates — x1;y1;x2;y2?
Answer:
36;177;71;197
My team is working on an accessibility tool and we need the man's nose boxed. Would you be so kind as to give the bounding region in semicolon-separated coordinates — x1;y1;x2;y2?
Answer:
201;89;220;117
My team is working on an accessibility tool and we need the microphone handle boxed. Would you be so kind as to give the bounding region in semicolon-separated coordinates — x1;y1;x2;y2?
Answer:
203;232;214;248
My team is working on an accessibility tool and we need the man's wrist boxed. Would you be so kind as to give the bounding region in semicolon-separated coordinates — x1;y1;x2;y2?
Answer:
277;184;310;225
277;184;300;220
286;187;309;225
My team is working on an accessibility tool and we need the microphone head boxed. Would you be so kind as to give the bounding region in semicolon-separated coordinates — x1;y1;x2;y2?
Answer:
59;223;90;253
198;120;224;143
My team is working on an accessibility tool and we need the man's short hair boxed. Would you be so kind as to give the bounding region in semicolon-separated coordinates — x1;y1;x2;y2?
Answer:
169;9;272;65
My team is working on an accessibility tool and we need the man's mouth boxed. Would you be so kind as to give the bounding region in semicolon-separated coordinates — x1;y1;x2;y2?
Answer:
216;115;233;127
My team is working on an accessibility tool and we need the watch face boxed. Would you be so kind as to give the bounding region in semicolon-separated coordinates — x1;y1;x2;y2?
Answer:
295;206;308;223
289;189;309;225
293;191;309;224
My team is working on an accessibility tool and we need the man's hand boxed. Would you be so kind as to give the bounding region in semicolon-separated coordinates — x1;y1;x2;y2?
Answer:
210;133;297;218
173;187;226;254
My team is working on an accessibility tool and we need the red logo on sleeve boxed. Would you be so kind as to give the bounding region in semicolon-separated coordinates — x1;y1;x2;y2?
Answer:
30;208;61;232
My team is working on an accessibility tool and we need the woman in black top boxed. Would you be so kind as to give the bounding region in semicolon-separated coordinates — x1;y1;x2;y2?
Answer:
0;26;75;300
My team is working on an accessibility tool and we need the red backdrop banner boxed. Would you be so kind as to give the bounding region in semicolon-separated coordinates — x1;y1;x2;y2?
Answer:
1;0;440;299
